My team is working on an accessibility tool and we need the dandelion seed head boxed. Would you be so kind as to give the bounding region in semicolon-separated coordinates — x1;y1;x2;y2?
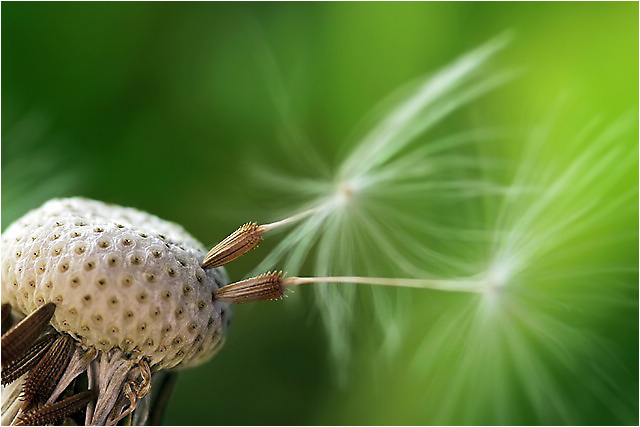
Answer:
1;198;233;424
1;198;230;370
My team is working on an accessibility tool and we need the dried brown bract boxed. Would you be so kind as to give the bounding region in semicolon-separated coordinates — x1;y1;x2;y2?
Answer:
1;333;56;386
1;303;12;334
1;303;56;368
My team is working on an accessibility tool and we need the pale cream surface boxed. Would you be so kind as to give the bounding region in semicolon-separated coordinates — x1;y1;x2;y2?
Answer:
1;198;229;370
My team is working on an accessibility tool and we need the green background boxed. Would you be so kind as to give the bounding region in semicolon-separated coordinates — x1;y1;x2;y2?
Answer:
2;2;638;425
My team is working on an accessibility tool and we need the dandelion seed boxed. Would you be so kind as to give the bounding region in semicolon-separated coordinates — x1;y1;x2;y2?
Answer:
246;34;637;424
215;271;486;305
252;35;514;363
202;222;265;269
401;112;639;424
215;271;286;303
15;390;96;426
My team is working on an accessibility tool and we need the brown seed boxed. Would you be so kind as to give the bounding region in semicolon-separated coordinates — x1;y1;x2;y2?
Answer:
201;222;264;269
1;303;11;334
1;303;56;368
22;334;75;409
1;333;56;386
15;390;96;426
214;271;285;303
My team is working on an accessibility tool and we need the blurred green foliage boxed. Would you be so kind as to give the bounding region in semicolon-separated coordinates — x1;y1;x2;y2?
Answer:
2;2;638;425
